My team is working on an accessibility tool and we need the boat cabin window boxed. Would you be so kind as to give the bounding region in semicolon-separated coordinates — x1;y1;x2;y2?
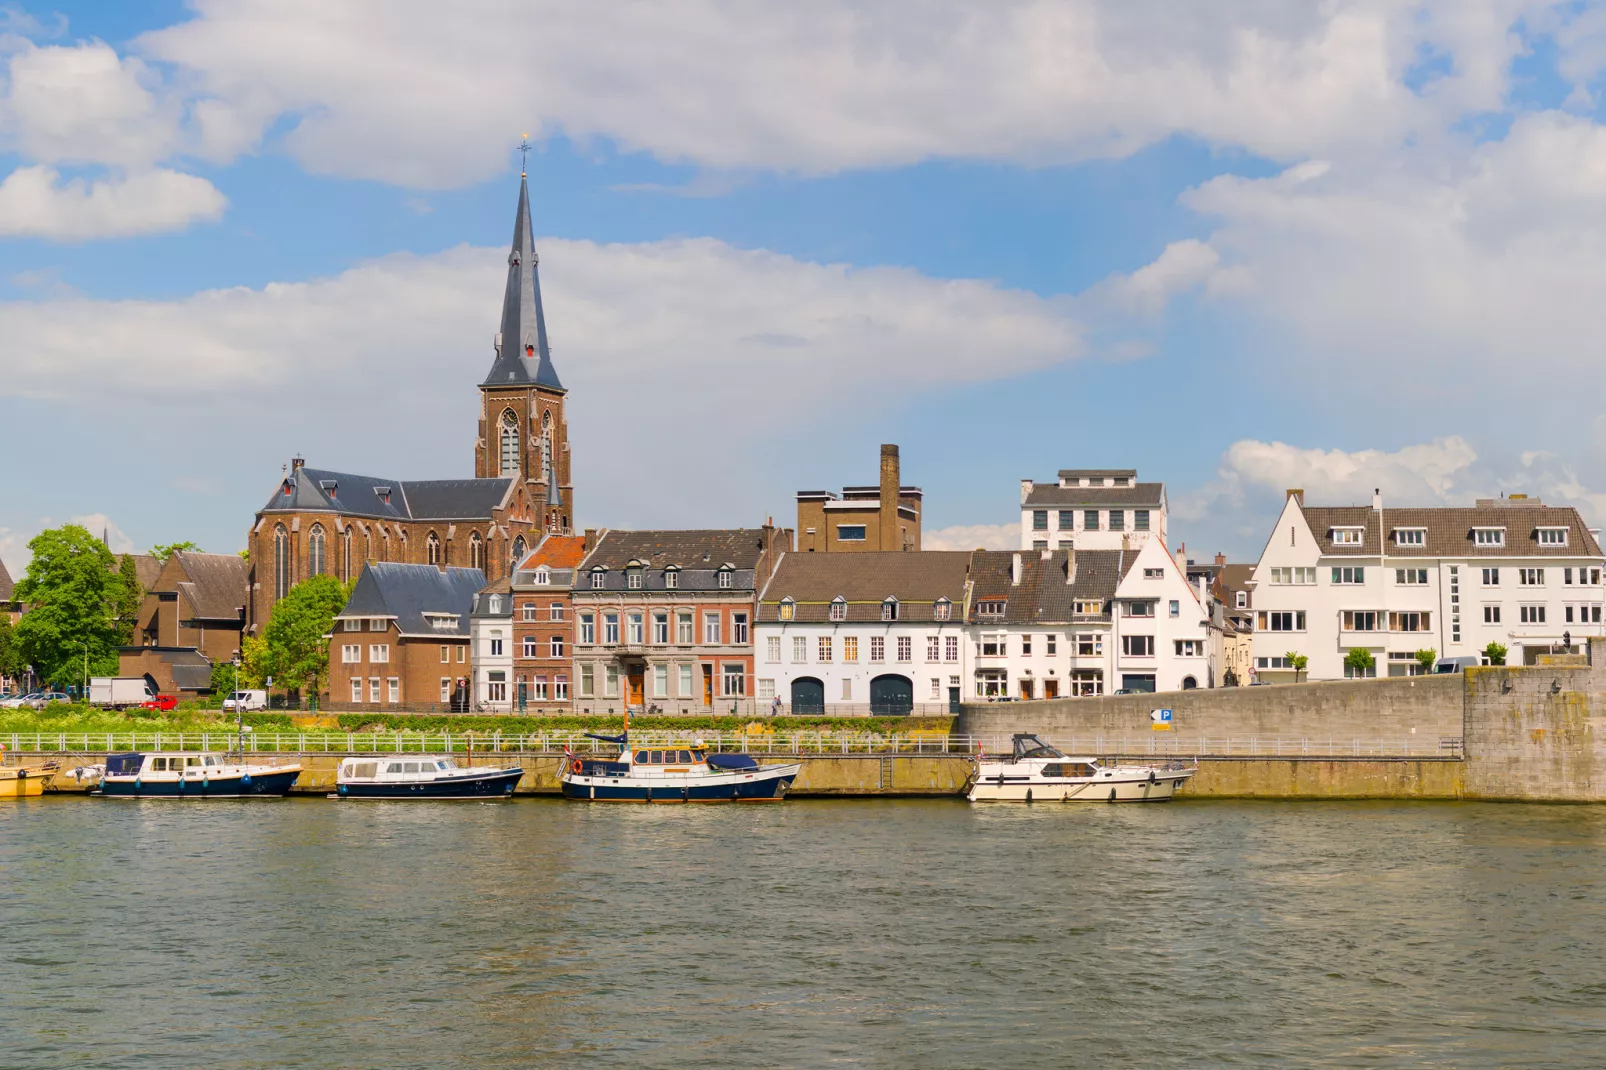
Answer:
352;763;377;778
436;760;451;770
650;750;664;764
634;751;649;764
150;757;167;771
1012;734;1066;760
676;750;693;764
1067;763;1097;777
404;762;421;773
185;756;202;767
386;763;404;774
203;756;217;767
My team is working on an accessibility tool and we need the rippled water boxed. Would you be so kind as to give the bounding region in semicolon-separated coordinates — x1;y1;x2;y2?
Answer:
3;798;1606;1068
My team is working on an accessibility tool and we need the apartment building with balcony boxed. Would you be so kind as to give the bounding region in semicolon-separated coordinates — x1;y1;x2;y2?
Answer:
570;527;788;713
1019;468;1167;552
755;550;972;714
1249;490;1606;682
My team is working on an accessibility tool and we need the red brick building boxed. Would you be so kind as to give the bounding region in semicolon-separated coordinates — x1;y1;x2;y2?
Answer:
329;562;486;711
510;534;587;712
118;551;250;696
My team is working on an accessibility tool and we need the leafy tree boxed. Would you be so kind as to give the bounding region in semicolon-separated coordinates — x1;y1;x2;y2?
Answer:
1284;651;1309;683
13;525;121;688
1344;648;1376;678
0;614;24;682
112;554;143;646
252;575;351;698
209;655;244;699
1414;648;1438;674
151;541;201;564
1483;641;1508;666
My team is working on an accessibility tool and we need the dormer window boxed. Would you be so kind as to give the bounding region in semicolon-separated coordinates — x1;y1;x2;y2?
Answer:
717;567;733;589
533;568;550;586
779;597;796;621
1394;528;1425;547
1537;527;1568;547
977;600;1006;617
627;567;644;590
590;568;606;589
1473;527;1506;547
487;595;502;614
934;597;952;621
374;485;391;505
881;598;899;621
664;567;679;590
828;596;847;622
1332;527;1363;545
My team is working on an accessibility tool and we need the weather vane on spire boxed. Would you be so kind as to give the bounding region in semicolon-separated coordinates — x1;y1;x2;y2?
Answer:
518;133;531;178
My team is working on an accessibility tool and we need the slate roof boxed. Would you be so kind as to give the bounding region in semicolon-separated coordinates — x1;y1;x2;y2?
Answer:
756;551;971;623
967;549;1124;624
471;577;514;618
171;552;250;621
1023;482;1165;508
583;530;770;571
1300;504;1604;558
481;175;563;391
1216;564;1254;608
336;563;487;636
257;465;512;522
0;555;13;602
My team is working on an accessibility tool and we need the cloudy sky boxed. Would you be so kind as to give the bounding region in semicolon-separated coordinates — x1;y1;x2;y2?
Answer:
5;0;1606;571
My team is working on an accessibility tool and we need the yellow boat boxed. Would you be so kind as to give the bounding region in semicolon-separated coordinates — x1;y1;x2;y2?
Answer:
0;762;60;798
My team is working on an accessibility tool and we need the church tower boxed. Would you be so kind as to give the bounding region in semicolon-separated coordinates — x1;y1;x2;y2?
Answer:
475;171;573;534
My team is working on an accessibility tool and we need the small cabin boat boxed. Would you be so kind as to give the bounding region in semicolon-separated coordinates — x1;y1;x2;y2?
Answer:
0;761;58;798
968;734;1195;803
561;733;800;803
333;756;523;799
98;752;301;798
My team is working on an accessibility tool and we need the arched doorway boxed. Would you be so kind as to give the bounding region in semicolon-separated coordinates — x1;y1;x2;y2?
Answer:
1182;676;1198;690
791;677;825;714
870;674;914;716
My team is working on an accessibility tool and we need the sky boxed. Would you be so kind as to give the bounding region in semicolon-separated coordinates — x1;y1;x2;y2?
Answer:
6;0;1606;573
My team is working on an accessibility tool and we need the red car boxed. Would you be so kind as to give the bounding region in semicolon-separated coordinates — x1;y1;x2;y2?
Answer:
139;694;179;712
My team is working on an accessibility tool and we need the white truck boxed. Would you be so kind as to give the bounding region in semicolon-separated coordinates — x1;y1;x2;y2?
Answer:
90;677;155;709
221;689;268;712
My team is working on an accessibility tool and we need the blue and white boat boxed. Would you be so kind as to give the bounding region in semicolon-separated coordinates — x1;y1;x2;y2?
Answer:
560;732;800;803
333;756;523;799
98;752;301;798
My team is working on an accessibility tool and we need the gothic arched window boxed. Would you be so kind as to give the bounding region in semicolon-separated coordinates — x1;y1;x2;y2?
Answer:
427;532;441;566
542;410;555;485
308;524;326;576
274;524;289;600
341;527;352;581
500;409;520;476
511;534;526;567
470;532;483;571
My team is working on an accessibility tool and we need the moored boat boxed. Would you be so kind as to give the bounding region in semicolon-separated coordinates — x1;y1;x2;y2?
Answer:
967;733;1195;803
333;756;523;799
560;730;800;803
0;761;59;798
97;752;301;798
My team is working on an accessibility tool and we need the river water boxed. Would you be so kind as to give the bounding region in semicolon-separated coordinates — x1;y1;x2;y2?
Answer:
3;798;1605;1069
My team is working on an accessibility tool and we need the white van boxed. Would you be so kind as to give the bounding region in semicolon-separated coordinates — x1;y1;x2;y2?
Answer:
1433;657;1481;674
221;689;268;711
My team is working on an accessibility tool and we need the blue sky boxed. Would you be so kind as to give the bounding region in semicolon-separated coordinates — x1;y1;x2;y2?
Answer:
6;0;1606;572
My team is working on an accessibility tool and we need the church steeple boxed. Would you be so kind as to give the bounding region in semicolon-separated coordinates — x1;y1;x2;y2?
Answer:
481;174;563;391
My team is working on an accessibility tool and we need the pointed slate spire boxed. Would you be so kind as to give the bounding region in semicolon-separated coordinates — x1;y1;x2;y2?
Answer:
481;174;564;391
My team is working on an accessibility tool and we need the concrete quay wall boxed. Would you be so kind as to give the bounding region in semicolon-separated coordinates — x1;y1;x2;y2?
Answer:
1462;662;1606;801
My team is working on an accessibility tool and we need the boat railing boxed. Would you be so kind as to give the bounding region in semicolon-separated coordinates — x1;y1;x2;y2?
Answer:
2;731;1465;759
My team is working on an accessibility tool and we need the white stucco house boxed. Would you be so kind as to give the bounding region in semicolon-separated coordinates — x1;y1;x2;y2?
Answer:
1019;468;1167;553
469;580;515;711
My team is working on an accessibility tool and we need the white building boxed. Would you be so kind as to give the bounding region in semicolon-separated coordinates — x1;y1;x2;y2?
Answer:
1019;468;1167;552
1250;491;1606;682
755;551;972;714
469;580;514;711
967;548;1121;699
1109;537;1218;692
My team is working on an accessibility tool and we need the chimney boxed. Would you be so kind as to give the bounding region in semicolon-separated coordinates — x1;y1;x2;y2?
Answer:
1020;479;1033;505
1286;488;1304;506
879;444;900;551
1065;546;1077;585
1011;552;1022;586
1373;487;1382;512
583;527;599;553
1215;551;1226;566
1176;541;1187;571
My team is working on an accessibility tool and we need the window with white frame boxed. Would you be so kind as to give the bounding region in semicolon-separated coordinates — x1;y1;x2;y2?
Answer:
534;675;549;700
1343;611;1380;632
1482;568;1500;585
930;678;942;700
870;636;885;662
881;598;899;621
532;570;550;587
1332;528;1364;545
627;569;643;590
722;664;745;696
1143;568;1164;579
1046;634;1057;655
550;636;564;658
1395;569;1428;585
1332;566;1365;584
1022;635;1033;656
579;665;594;697
489;637;504;657
665;569;679;590
550;603;564;621
896;636;912;662
1520;604;1546;624
977;600;1006;617
343;619;361;632
1473;527;1505;547
653;664;669;697
554;675;569;701
778;598;795;621
945;635;959;661
1484;605;1501;624
979;634;1004;657
1259;611;1306;632
342;644;360;663
1126;601;1154;618
522;636;537;657
734;614;750;645
926;636;941;661
1519;568;1544;586
1394;528;1426;547
677;612;694;643
368;677;381;703
1270;567;1318;585
677;664;692;697
1168;600;1180;618
604;665;619;698
579;613;595;644
653;612;669;643
1174;639;1204;657
351;678;363;703
369;619;386;632
627;612;644;645
369;644;389;663
756;677;774;699
843;636;858;662
1122;635;1154;656
604;613;619;644
1537;527;1568;546
589;569;605;588
718;568;733;589
934;598;952;621
704;612;721;644
817;636;832;662
522;603;538;621
766;636;781;662
791;636;807;663
829;597;846;622
1236;591;1248;609
1389;611;1431;632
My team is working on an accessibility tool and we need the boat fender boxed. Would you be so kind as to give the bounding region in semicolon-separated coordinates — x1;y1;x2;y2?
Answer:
1108;788;1117;803
241;774;253;788
1025;788;1032;804
682;786;689;802
571;758;584;775
1148;770;1156;785
133;779;141;791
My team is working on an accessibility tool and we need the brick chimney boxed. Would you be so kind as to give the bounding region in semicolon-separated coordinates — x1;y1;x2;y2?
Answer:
1215;551;1226;566
1287;488;1304;506
879;445;900;551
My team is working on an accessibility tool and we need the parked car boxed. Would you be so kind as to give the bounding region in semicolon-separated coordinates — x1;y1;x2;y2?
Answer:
0;692;38;708
139;694;180;712
221;689;268;712
1434;656;1481;674
24;691;72;708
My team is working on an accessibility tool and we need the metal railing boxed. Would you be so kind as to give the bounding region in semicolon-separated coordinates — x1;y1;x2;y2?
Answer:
3;730;1464;759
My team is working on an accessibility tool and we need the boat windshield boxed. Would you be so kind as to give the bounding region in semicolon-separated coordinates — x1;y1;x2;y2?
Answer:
1012;734;1065;759
436;759;455;770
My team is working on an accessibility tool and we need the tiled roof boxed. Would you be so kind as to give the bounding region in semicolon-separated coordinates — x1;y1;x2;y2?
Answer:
1215;563;1254;609
1023;483;1165;507
337;563;487;636
1301;505;1604;558
756;551;971;623
171;552;250;621
516;535;588;570
583;529;770;571
257;466;512;523
967;549;1123;624
125;554;163;591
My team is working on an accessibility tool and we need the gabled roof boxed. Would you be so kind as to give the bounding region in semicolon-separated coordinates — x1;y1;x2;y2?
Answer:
516;534;588;571
967;550;1122;624
480;175;563;392
471;577;514;618
1023;482;1165;507
1300;504;1604;558
756;551;970;623
257;465;512;523
336;563;486;636
170;552;249;620
582;530;770;571
121;554;163;591
1215;563;1254;608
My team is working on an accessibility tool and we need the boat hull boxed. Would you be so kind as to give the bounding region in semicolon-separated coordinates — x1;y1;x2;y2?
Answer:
0;766;55;798
335;768;523;799
98;767;301;798
560;764;800;802
967;770;1194;803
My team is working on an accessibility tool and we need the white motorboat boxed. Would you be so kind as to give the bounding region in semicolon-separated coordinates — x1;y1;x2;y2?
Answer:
333;756;522;799
967;733;1195;803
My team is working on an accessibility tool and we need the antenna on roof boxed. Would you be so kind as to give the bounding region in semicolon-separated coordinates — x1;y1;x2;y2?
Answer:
518;133;531;178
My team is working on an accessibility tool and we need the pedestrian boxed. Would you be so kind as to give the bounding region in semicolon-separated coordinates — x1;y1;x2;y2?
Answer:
771;694;782;717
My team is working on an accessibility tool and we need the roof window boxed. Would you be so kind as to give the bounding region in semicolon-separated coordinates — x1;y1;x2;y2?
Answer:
1393;528;1425;547
1332;527;1364;545
881;597;899;621
1537;527;1568;547
779;597;796;621
1473;527;1506;547
829;596;846;622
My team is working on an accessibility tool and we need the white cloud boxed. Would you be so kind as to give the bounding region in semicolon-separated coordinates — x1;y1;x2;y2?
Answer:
924;523;1019;551
0;165;225;239
0;513;134;577
128;0;1527;185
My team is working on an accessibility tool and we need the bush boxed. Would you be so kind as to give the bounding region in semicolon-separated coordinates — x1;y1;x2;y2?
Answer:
1483;642;1508;666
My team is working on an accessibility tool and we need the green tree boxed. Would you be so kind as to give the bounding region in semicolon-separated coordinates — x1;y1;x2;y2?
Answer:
0;614;24;683
209;655;243;700
150;541;201;564
1483;641;1508;666
111;553;143;646
1343;648;1376;678
13;525;121;688
1414;648;1438;674
253;575;351;698
1284;651;1309;683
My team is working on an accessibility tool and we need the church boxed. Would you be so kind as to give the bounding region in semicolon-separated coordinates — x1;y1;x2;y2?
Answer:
246;173;575;635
